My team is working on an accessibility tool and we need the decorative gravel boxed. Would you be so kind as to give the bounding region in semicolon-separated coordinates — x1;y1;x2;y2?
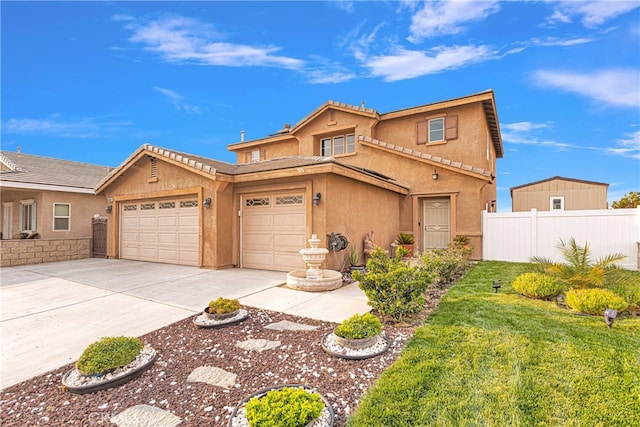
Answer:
0;281;454;426
0;309;414;427
193;309;249;328
321;333;390;359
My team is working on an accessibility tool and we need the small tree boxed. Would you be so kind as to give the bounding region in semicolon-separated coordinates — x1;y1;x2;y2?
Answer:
531;238;626;289
352;247;434;321
612;191;640;208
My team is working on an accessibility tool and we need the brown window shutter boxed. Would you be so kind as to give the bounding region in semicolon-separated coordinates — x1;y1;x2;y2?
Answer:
417;121;428;144
445;115;458;140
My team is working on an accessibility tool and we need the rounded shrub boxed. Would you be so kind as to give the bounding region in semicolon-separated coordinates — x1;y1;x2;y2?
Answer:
334;312;382;340
245;387;324;427
75;336;143;376
512;272;564;299
208;297;241;314
565;288;629;315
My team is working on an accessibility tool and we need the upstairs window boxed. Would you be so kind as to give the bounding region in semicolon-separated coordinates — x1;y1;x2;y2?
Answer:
19;199;36;232
53;203;70;231
320;133;355;156
417;115;458;144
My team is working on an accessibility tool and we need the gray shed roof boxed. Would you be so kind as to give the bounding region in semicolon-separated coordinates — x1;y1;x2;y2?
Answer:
0;150;113;193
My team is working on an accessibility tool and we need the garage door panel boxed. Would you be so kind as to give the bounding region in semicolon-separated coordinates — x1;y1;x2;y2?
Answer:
242;192;306;271
120;197;199;266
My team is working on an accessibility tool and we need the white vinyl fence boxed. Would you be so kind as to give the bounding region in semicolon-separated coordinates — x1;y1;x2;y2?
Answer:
482;207;640;270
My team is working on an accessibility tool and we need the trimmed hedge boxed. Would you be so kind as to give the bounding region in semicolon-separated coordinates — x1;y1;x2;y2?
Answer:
565;288;629;315
245;387;323;427
512;272;564;299
75;336;142;376
335;313;382;340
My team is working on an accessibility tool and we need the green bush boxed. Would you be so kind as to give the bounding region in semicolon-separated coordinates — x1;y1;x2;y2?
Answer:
335;313;382;340
512;272;564;299
245;387;324;427
413;246;469;284
208;297;241;314
607;270;640;310
565;288;629;315
353;247;434;321
75;336;143;376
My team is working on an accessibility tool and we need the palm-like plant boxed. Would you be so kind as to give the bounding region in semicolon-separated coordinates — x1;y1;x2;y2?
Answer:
531;238;626;290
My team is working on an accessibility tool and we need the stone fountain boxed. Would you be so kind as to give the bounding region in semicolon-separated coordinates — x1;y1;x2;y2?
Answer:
286;234;343;292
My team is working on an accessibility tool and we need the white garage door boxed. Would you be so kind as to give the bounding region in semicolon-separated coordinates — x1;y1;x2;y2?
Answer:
120;197;199;266
242;192;307;271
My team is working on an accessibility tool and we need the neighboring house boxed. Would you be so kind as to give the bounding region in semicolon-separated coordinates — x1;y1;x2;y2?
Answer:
0;150;112;266
511;176;609;212
96;90;502;271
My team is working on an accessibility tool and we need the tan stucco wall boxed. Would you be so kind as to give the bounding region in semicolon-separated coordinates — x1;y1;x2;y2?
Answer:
99;154;233;269
512;180;608;211
0;189;105;239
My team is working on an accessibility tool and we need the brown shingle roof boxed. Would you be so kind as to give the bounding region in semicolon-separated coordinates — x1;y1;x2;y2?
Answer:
0;150;112;191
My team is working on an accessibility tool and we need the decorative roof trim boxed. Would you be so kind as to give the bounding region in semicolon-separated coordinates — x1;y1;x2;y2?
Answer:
0;153;23;172
358;135;493;181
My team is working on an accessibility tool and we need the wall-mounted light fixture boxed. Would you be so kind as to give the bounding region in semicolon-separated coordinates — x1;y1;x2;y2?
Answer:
312;192;322;206
105;205;113;214
203;197;212;209
432;170;439;180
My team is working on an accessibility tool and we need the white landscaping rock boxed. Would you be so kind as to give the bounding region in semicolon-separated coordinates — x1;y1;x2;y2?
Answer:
187;366;237;389
265;320;318;331
111;404;181;427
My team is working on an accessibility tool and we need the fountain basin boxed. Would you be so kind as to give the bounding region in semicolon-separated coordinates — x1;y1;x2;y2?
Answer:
286;269;343;292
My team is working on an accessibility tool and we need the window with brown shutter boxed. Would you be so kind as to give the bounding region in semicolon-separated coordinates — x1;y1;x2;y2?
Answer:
417;121;428;144
445;115;458;140
416;115;458;144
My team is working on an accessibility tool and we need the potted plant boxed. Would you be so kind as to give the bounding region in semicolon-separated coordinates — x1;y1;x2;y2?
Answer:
229;384;334;427
204;297;241;320
61;336;157;394
347;247;365;274
395;232;415;257
333;312;382;350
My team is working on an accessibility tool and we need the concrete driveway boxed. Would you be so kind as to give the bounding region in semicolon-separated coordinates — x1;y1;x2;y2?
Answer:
0;258;369;389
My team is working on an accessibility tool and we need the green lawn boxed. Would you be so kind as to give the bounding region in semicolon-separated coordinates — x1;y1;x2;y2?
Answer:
348;261;640;426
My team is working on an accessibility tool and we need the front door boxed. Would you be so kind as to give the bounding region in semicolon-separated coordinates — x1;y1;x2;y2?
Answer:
422;198;450;249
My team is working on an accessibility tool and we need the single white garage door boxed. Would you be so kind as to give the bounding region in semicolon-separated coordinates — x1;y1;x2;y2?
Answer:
242;192;307;271
120;197;199;266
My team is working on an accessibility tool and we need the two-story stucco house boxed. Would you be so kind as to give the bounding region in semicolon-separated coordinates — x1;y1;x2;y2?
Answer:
96;90;502;272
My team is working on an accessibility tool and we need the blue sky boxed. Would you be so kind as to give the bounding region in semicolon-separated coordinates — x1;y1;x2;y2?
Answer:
2;1;639;211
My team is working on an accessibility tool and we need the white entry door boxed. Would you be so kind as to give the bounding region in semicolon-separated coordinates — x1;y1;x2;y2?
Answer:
423;198;450;249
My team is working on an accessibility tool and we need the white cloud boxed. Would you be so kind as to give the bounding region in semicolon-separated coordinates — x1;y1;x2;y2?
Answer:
122;15;304;70
153;87;200;114
364;44;493;81
606;131;640;159
532;68;640;108
547;1;640;28
408;0;500;41
4;115;132;138
502;122;553;132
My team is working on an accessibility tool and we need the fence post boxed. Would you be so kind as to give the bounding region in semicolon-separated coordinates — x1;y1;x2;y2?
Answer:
530;208;537;259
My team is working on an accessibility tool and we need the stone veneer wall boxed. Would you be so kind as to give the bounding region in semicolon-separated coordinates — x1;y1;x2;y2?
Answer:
0;238;91;267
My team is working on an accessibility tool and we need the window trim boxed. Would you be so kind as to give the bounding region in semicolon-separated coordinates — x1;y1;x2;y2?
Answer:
53;203;71;231
550;196;565;211
428;117;445;143
19;199;36;232
320;133;356;157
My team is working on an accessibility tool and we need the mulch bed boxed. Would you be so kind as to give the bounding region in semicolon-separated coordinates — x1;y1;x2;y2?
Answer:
0;281;453;427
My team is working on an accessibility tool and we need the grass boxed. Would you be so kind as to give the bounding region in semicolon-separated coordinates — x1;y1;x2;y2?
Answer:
348;261;640;426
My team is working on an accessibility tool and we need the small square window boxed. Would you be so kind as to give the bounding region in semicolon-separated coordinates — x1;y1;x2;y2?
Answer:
550;197;564;210
250;149;260;163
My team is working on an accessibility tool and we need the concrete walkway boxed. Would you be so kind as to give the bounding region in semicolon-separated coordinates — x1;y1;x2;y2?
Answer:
0;258;369;389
